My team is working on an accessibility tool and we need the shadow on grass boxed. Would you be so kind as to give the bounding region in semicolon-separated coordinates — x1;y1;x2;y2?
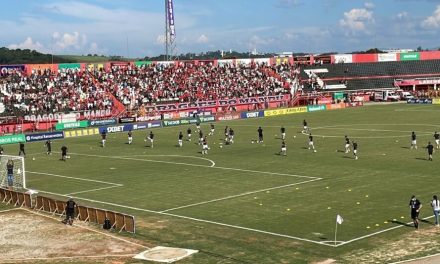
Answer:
415;157;428;161
390;219;412;227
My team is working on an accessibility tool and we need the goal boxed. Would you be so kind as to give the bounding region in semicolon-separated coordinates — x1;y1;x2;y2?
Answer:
0;155;26;190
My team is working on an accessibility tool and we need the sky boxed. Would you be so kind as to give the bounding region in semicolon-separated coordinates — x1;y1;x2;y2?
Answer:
1;0;440;57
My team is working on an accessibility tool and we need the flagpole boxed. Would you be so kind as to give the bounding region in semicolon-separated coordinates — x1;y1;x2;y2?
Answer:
334;216;338;246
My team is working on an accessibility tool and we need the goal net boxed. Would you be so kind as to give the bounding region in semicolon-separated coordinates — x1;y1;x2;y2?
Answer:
0;155;26;190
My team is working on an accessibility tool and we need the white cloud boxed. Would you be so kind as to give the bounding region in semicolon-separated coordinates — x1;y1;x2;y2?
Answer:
422;5;440;28
364;2;375;9
339;8;374;34
397;12;409;19
8;37;45;52
53;31;87;50
197;34;209;43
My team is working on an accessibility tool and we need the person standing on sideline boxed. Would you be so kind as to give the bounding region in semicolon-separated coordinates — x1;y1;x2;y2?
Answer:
64;198;76;225
427;141;434;161
431;195;440;226
6;159;14;191
344;135;350;153
434;131;439;149
409;195;422;229
258;127;263;143
18;142;26;157
45;140;52;155
411;131;417;149
178;131;183;147
353;141;358;160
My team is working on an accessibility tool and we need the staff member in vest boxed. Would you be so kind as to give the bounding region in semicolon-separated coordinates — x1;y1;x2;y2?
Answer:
64;198;76;225
409;195;422;229
431;195;440;226
6;159;14;191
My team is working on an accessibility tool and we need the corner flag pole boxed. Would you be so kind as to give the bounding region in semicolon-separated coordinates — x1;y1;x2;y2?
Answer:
335;214;343;246
334;217;338;246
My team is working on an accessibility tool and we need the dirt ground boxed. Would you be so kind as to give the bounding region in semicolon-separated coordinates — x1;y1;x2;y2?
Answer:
0;208;147;263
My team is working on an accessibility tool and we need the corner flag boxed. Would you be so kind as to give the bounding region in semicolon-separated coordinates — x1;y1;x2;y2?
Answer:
336;214;344;225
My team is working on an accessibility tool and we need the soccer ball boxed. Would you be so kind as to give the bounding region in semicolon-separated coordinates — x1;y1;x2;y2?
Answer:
314;150;317;153
220;145;223;148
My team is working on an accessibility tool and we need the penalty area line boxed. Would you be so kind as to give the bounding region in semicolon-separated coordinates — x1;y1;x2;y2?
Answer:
27;171;123;187
37;190;332;247
65;185;123;196
160;178;322;213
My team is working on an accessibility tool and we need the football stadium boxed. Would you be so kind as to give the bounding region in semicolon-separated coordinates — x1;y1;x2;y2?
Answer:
2;1;440;264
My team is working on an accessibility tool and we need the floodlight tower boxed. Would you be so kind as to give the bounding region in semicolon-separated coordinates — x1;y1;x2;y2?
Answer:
165;0;176;61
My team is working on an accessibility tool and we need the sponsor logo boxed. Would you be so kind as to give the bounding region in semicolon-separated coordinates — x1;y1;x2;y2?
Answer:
25;132;64;142
407;98;432;104
216;114;240;121
199;116;215;123
0;134;26;145
89;119;117;127
307;105;327;112
163;120;180;126
119;117;136;123
107;126;126;133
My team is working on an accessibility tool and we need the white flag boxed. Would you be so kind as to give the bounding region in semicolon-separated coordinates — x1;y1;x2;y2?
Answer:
336;214;344;225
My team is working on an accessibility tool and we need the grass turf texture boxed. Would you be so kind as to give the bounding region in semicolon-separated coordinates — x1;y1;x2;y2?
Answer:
2;103;440;263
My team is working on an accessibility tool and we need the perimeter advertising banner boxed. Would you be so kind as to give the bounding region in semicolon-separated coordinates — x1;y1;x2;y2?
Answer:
216;113;241;121
407;98;433;104
240;111;264;119
307;105;327;112
433;98;440;105
400;52;420;61
199;116;215;123
25;132;64;142
89;119;117;127
64;128;100;138
55;120;89;130
0;134;26;145
264;107;307;117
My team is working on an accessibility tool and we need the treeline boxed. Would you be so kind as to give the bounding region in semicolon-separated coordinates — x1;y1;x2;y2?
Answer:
0;47;74;64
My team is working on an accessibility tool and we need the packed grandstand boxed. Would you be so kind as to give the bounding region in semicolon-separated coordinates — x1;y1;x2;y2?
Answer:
1;50;440;133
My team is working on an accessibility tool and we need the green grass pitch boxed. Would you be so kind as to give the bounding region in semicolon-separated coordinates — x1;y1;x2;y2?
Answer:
2;104;440;263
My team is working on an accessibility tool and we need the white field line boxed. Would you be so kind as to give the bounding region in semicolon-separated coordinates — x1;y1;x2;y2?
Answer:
37;190;331;247
0;208;22;213
0;254;137;263
336;215;434;247
65;185;122;196
23;208;149;249
387;252;440;264
160;178;322;213
61;152;318;179
27;171;123;187
117;154;216;167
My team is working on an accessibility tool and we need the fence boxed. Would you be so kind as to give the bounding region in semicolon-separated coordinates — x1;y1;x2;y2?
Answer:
0;188;135;233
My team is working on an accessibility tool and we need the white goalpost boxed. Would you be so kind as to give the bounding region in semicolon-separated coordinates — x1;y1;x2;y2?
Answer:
0;155;26;190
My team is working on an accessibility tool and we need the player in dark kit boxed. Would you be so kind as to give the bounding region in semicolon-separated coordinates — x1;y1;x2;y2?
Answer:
434;131;440;149
187;127;192;142
196;121;201;132
128;130;133;145
198;130;204;145
101;130;107;147
224;126;229;142
353;141;358;160
6;159;14;191
302;119;309;133
228;128;235;144
148;131;154;148
45;140;52;155
344;135;350;153
64;198;76;225
427;141;434;161
409;195;422;229
18;142;26;157
209;123;215;136
61;146;68;161
178;131;183;147
411;131;417;149
308;133;316;152
202;136;209;155
258;127;263;143
280;126;286;140
280;141;287;156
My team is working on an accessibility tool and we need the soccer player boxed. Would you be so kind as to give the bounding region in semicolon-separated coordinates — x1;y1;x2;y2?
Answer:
0;145;4;156
411;131;417;149
409;195;422;229
61;146;68;161
224;126;229;142
258;127;263;143
209;123;215;136
228;128;235;144
280;126;286;140
202;136;209;155
353;141;358;160
431;195;440;226
345;135;350;153
6;159;13;191
148;131;154;148
178;131;183;147
198;130;204;145
280;141;287;156
427;141;434;161
64;198;76;225
434;131;440;149
187;127;192;142
45;140;52;155
308;133;316;152
196;121;201;132
302;119;309;133
101;130;107;147
18;142;26;157
128;130;133;145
